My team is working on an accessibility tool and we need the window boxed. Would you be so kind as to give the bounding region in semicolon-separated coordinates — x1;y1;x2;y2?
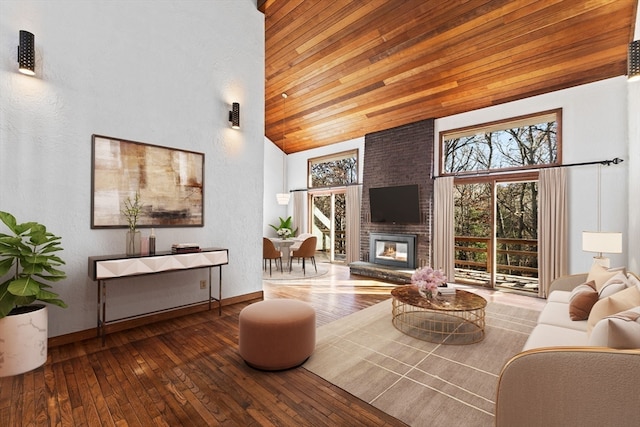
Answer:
308;149;358;188
441;109;561;175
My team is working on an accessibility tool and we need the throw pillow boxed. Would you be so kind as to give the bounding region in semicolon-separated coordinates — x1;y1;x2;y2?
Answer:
588;307;640;348
627;273;640;290
586;264;621;291
587;285;640;334
568;280;598;321
598;272;630;299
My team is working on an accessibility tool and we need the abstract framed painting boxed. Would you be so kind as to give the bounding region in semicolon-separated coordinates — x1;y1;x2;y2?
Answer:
91;134;204;228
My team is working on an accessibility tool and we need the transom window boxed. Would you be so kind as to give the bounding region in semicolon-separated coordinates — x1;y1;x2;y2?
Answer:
441;109;561;175
308;149;358;188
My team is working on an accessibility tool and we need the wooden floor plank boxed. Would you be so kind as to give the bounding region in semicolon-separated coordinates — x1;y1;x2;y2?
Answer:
0;264;406;426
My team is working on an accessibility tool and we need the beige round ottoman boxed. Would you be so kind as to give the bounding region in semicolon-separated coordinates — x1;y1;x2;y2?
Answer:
239;299;316;371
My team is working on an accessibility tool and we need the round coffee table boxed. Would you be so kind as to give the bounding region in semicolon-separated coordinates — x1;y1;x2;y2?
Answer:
391;285;487;344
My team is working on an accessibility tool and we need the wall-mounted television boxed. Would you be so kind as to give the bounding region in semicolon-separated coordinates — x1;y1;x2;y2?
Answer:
369;184;420;224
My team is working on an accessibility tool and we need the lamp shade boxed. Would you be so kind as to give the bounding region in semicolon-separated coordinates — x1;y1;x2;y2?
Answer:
582;231;623;254
276;193;290;205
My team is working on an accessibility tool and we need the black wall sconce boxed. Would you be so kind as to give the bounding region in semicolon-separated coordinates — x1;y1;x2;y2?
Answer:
629;40;640;82
229;102;240;129
18;30;35;76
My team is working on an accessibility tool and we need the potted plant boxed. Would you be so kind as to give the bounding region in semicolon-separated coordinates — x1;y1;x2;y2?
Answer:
269;216;297;239
0;211;67;377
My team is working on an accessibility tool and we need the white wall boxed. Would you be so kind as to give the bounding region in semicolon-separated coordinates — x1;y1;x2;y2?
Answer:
263;138;289;236
281;77;635;275
1;0;265;337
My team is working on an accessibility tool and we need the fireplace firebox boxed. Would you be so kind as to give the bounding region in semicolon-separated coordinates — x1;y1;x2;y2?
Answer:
369;233;417;269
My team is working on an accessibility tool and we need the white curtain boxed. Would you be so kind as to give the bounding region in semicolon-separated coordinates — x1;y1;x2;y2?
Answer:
433;177;455;280
538;167;568;298
292;191;305;236
346;185;362;264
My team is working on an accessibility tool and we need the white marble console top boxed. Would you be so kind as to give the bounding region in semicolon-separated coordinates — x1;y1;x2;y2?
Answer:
89;249;228;280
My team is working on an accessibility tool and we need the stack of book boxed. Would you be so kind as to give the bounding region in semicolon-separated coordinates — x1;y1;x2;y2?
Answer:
438;285;456;295
171;243;201;254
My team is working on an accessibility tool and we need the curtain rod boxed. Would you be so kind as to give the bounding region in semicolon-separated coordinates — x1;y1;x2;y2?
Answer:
289;183;363;192
433;157;624;179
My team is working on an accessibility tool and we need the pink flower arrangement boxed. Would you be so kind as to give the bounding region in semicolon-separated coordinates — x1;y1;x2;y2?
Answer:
411;266;447;297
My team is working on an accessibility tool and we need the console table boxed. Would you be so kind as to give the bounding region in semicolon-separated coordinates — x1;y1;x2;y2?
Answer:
88;248;228;343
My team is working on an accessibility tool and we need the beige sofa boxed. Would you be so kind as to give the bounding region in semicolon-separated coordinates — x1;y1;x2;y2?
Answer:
495;268;640;426
523;269;640;350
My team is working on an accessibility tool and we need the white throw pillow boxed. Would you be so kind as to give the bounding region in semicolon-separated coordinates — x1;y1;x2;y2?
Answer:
587;286;640;334
627;273;640;291
598;272;630;299
588;307;640;349
587;264;621;291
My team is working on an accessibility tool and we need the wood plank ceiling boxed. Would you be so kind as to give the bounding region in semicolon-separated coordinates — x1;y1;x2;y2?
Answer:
260;0;637;154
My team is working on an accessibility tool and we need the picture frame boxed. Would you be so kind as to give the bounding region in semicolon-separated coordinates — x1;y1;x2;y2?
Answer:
91;134;204;228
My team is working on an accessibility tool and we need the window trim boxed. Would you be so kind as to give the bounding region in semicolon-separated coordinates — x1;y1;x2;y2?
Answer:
439;108;562;177
307;148;358;189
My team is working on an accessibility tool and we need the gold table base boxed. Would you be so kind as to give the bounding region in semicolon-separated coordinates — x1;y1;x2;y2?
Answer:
391;285;486;345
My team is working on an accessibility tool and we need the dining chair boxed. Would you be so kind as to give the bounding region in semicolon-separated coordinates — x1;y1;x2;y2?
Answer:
289;236;317;275
263;237;283;276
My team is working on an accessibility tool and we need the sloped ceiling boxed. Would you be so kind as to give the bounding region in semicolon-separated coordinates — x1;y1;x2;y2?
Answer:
260;0;638;153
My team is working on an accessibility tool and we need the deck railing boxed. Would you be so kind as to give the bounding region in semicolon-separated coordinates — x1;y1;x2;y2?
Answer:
454;235;538;278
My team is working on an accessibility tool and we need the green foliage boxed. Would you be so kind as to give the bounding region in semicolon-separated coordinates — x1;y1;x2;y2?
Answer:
269;216;298;237
0;211;67;318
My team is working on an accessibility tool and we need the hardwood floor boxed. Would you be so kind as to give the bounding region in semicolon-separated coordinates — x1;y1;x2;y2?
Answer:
0;263;406;426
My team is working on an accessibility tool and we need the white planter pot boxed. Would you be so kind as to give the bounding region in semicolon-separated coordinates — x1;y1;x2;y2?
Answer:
0;305;48;377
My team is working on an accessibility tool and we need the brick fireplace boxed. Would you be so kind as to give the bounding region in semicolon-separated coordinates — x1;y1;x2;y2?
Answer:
358;118;435;269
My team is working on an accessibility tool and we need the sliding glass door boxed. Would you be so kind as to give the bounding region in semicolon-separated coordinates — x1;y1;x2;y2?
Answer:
454;178;539;292
310;190;346;263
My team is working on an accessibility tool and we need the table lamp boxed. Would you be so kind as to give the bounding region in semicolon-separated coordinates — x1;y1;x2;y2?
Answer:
582;231;623;268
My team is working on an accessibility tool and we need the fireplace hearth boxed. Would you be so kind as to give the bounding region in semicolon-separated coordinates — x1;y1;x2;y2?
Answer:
369;233;417;269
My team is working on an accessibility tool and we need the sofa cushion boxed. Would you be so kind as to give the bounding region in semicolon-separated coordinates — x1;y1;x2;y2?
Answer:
587;285;640;334
588;307;640;349
538;301;588;332
547;290;570;304
587;264;621;291
523;324;588;351
568;281;598;321
598;272;630;299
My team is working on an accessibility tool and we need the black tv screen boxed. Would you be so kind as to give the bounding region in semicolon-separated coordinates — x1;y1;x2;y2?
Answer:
369;184;420;224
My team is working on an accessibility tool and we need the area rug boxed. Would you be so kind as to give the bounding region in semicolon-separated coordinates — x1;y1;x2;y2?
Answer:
303;298;540;427
261;262;329;280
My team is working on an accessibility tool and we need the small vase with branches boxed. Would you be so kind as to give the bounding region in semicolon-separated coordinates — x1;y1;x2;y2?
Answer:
122;191;142;255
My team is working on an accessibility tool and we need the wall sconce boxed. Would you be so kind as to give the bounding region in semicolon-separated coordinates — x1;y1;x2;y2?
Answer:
582;231;622;268
18;30;35;76
228;102;240;129
629;40;640;82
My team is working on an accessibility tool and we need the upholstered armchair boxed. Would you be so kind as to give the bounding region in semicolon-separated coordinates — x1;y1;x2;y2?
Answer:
495;347;640;427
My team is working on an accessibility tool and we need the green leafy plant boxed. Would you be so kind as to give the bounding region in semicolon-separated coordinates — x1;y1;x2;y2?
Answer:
0;211;67;319
121;191;142;231
269;216;298;238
